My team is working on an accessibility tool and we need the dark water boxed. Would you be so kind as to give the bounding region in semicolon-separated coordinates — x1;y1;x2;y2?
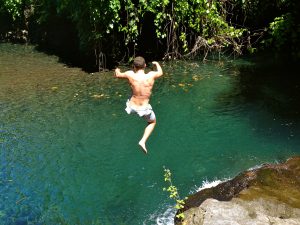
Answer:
0;44;299;224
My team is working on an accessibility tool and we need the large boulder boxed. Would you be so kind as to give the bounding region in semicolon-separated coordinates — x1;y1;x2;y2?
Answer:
176;156;300;225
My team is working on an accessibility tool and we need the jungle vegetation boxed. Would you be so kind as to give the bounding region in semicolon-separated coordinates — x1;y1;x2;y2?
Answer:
0;0;299;71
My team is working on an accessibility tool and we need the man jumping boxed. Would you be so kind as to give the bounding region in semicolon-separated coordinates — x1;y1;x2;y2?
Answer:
114;56;163;154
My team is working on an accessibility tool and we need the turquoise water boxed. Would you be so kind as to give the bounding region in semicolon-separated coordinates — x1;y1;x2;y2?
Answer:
1;43;300;224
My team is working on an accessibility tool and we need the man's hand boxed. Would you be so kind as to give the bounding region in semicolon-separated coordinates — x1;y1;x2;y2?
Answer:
152;61;159;67
115;68;120;76
151;61;163;78
114;68;130;78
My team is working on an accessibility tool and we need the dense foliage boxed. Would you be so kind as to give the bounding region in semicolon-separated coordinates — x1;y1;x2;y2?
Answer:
0;0;299;70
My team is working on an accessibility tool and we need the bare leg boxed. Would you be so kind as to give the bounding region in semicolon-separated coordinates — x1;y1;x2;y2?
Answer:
138;120;156;154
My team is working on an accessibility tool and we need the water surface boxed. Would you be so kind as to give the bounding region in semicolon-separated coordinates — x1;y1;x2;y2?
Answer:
1;44;299;224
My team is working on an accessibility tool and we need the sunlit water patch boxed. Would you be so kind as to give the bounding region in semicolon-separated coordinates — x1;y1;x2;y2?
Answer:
1;44;300;224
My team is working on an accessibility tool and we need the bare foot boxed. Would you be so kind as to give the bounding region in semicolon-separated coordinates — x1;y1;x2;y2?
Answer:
138;141;148;154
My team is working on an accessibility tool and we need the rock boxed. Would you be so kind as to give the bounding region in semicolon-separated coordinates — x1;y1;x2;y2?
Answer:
176;156;300;225
183;198;300;225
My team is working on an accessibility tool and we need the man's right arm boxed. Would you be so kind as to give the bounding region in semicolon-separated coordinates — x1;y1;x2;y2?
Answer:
151;61;163;78
115;68;131;78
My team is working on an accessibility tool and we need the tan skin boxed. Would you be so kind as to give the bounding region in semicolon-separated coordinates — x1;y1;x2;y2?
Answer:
114;61;163;153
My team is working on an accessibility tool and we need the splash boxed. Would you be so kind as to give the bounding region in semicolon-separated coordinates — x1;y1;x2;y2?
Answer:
144;206;176;225
196;178;228;192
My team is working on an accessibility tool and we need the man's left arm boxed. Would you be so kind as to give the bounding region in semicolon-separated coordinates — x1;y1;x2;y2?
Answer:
150;61;163;79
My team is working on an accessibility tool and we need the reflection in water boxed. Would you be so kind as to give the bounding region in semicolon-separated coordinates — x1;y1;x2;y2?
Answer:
0;44;300;224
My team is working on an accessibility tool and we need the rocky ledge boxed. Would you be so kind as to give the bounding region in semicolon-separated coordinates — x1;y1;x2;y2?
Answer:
176;156;300;225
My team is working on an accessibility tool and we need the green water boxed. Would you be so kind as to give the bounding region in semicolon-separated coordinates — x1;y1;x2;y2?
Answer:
1;43;299;224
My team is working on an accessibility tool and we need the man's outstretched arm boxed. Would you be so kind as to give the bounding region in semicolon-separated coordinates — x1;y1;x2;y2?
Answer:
115;68;131;78
151;61;163;78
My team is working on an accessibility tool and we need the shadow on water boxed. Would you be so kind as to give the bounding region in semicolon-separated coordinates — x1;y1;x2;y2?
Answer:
205;55;300;167
214;54;300;122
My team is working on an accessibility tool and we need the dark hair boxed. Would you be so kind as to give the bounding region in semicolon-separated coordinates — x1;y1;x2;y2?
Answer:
133;56;145;70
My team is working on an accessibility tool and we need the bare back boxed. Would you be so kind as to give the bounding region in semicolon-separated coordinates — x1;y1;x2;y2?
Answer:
114;61;163;109
127;70;156;108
